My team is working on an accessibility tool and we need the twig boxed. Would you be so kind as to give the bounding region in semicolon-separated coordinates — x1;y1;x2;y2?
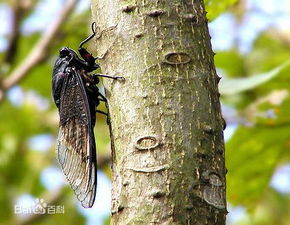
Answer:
4;2;22;63
0;0;77;103
4;0;34;63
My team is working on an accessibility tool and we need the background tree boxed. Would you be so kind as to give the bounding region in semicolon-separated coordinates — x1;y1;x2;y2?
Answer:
0;0;290;225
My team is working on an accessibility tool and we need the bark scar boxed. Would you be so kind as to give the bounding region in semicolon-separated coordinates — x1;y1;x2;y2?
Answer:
125;164;169;173
134;135;160;151
122;5;137;13
146;9;164;17
164;52;191;65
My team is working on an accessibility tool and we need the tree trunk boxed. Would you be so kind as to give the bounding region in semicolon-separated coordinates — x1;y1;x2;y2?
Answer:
91;0;227;224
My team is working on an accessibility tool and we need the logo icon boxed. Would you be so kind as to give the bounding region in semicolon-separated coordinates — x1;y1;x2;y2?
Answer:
14;198;64;214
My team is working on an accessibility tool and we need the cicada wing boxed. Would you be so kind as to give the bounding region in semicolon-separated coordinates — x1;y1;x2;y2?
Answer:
56;68;97;208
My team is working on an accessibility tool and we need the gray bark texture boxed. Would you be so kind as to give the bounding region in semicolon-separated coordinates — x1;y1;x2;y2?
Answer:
91;0;227;224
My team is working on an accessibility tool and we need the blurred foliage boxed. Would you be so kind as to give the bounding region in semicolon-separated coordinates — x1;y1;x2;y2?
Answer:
0;0;110;224
227;123;290;207
219;61;290;95
0;0;290;225
215;3;290;225
204;0;239;20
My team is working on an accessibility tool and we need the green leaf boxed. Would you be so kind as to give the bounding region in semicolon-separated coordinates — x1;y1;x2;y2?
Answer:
215;50;245;77
226;124;290;208
219;60;290;95
204;0;238;21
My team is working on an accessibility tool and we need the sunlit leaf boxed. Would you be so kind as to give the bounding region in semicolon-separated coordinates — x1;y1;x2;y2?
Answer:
215;50;245;77
205;0;238;20
226;122;290;207
219;60;290;95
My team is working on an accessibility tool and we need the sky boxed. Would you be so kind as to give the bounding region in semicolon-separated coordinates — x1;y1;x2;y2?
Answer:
1;0;290;224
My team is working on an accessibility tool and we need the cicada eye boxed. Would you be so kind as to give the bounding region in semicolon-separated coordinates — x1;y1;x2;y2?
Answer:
59;47;70;58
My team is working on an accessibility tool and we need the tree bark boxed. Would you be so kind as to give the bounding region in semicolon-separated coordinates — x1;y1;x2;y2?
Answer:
91;0;227;224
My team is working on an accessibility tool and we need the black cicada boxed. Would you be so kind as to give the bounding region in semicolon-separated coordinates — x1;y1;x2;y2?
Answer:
52;22;123;208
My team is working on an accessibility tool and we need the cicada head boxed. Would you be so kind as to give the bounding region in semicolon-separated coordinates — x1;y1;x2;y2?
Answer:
59;47;71;58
